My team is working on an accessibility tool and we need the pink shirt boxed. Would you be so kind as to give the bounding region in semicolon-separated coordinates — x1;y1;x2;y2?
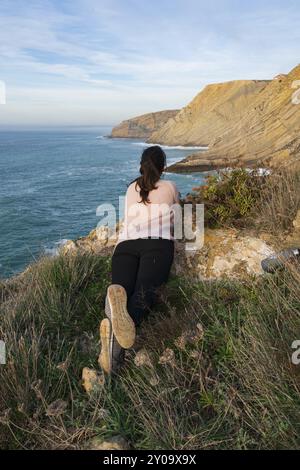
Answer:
118;179;180;242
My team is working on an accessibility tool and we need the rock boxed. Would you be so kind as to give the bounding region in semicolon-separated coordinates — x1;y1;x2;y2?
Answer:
208;236;274;278
65;221;124;256
95;226;110;243
82;367;105;393
46;399;67;417
134;348;153;368
173;228;274;280
60;240;77;255
110;110;179;139
89;435;129;450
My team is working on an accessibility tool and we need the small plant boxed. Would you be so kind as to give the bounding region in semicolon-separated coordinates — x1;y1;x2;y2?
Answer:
185;169;266;228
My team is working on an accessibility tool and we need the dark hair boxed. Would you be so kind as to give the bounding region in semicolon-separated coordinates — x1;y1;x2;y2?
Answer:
134;146;166;204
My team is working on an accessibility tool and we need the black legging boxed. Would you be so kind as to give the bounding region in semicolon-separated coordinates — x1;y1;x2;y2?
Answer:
111;238;174;326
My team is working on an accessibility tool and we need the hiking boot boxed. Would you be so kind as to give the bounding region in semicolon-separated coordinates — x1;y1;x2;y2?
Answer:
105;284;136;349
98;318;125;375
261;247;300;273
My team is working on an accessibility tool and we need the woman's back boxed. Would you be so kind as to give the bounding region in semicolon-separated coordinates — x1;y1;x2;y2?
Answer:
119;179;179;241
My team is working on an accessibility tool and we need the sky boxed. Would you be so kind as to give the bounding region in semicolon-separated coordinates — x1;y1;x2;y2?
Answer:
0;0;299;128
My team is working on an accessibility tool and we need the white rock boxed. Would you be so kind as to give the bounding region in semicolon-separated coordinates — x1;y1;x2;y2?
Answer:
60;240;77;255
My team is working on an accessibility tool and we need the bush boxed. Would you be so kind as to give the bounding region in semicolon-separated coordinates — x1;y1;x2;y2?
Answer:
185;168;300;234
185;169;266;228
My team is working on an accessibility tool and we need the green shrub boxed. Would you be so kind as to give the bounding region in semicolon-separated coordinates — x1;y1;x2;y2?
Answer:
185;168;300;233
185;169;266;228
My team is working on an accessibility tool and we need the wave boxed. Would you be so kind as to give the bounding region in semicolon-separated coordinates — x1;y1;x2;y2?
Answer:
222;167;271;176
44;239;69;257
132;142;208;150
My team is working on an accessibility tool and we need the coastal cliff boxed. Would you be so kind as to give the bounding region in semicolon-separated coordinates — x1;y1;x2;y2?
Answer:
148;80;269;147
110;63;300;172
168;64;300;172
110;110;179;139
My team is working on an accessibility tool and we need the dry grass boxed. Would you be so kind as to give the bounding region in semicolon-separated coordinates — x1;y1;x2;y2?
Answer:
1;254;300;449
255;169;300;235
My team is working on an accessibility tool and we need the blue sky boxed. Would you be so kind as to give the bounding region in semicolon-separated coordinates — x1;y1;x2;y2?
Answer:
0;0;299;127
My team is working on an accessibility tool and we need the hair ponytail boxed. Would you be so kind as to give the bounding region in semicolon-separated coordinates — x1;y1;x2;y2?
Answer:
134;146;166;204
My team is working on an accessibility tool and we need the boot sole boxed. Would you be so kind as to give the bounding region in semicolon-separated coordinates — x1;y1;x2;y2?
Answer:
98;318;111;374
107;284;136;349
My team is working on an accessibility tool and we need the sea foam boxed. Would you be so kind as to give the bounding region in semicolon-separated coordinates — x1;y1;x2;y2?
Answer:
132;142;208;150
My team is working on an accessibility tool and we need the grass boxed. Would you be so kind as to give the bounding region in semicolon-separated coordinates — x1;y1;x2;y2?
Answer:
0;252;299;449
0;168;300;450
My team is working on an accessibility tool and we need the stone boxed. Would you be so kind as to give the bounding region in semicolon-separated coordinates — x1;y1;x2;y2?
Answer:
209;236;274;278
89;435;129;450
173;228;274;280
82;367;105;393
60;240;77;255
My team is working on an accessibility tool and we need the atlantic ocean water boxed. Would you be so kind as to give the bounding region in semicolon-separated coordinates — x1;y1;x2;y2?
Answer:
0;126;208;278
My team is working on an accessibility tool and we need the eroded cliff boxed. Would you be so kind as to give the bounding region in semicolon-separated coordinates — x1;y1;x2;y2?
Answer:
148;80;269;147
168;65;300;172
110;110;179;139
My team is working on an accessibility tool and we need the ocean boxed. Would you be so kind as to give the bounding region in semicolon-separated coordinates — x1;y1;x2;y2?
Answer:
0;126;208;278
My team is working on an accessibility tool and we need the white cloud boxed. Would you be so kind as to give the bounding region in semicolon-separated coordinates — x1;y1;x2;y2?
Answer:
0;0;299;125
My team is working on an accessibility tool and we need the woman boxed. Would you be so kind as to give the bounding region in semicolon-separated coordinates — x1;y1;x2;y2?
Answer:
99;145;180;375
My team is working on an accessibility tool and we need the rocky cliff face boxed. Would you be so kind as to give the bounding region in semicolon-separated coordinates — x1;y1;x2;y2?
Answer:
168;64;300;172
110;110;179;139
148;80;269;146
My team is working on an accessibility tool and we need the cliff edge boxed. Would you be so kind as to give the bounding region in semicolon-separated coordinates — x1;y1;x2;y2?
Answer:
149;80;269;147
110;110;179;139
168;64;300;172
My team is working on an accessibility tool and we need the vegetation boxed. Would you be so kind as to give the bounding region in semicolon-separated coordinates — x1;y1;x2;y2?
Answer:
0;169;300;450
186;168;300;233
